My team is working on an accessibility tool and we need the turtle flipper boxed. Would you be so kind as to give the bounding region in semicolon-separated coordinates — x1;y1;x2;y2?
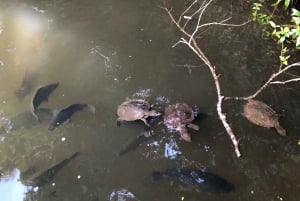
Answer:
142;126;154;138
180;131;192;142
274;122;286;136
141;118;151;127
179;127;191;142
187;123;199;130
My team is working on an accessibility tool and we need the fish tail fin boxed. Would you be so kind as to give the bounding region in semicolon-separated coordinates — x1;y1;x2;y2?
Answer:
29;100;40;121
31;110;39;121
86;104;96;114
151;171;163;181
275;123;286;136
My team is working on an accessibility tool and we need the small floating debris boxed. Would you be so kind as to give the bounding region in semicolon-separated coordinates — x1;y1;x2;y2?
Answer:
33;186;39;192
277;195;283;201
124;76;132;81
147;141;159;147
183;15;192;19
164;137;181;160
204;145;210;152
32;6;45;13
132;89;152;98
109;188;138;201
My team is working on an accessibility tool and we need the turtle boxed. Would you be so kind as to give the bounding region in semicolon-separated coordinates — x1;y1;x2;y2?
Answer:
163;103;199;142
242;99;286;136
117;99;161;127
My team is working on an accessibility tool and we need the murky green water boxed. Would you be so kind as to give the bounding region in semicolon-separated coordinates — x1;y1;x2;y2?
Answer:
1;0;300;200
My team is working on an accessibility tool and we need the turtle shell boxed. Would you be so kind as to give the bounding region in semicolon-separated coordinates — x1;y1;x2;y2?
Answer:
243;99;286;136
163;103;195;130
117;99;151;121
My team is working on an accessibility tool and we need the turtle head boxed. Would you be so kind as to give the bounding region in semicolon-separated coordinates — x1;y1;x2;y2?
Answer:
148;110;162;117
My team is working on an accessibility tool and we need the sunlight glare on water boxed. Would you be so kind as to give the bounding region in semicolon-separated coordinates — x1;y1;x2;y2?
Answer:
11;6;49;70
0;169;33;201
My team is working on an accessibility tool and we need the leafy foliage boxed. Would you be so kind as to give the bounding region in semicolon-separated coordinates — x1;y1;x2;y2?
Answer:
252;1;300;64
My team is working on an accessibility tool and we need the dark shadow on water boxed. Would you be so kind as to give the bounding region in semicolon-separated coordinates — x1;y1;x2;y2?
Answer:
194;112;208;122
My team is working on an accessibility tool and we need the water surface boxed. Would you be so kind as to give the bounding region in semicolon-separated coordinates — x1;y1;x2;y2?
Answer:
0;0;300;201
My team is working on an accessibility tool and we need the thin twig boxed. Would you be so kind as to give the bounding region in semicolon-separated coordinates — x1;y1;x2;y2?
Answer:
197;19;250;29
271;78;300;84
182;0;207;29
179;0;199;24
225;62;300;100
190;0;213;44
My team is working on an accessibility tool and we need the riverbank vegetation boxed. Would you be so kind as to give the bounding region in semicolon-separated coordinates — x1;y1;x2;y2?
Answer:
252;0;300;64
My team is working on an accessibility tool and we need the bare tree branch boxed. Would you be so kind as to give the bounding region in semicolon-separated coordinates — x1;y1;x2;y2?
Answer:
225;62;300;100
161;0;248;158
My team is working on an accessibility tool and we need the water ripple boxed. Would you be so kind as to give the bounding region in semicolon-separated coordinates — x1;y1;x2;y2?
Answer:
108;188;139;201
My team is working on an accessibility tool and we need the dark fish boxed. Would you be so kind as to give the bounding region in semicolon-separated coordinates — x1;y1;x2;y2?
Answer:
15;71;37;101
22;152;80;187
151;168;235;193
118;129;154;156
48;104;96;131
30;82;59;120
0;108;53;133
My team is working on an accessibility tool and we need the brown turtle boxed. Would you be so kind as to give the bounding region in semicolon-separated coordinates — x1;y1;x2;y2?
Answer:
243;99;286;136
117;99;161;127
163;103;199;142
